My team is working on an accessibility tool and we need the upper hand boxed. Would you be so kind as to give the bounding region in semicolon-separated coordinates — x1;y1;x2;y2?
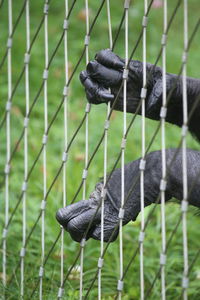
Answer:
56;183;121;242
80;49;177;118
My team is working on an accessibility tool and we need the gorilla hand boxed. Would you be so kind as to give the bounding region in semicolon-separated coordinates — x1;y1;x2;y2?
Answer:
56;182;128;243
55;151;167;243
80;49;200;140
56;149;200;243
79;48;179;120
55;154;151;243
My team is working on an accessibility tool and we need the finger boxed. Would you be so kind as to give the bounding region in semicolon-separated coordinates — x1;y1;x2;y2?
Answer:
146;78;162;115
86;60;122;87
56;200;91;228
85;89;100;105
86;89;114;105
66;208;101;242
80;72;114;103
95;49;124;70
91;222;119;242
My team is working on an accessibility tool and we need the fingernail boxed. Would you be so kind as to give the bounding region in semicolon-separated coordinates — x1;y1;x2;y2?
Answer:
86;60;98;75
79;70;88;83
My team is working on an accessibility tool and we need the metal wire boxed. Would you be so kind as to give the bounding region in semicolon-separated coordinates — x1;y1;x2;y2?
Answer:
2;0;12;296
39;1;49;299
181;1;189;299
98;2;113;298
117;1;129;299
179;238;200;299
20;0;30;298
139;0;148;298
30;230;62;299
160;1;167;299
58;0;69;298
79;0;90;298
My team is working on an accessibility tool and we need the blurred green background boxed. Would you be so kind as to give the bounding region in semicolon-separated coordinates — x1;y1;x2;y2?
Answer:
0;0;200;299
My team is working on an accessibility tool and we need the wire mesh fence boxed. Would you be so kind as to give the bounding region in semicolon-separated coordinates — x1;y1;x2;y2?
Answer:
1;0;200;299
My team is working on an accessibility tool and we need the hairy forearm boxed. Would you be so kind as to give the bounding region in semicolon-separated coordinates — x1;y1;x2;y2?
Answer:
126;61;200;140
144;67;200;140
106;149;200;222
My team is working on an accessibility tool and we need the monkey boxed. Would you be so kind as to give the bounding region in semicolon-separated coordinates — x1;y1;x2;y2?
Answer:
56;49;200;242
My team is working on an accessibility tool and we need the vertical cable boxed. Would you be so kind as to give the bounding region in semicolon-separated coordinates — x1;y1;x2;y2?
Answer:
106;0;113;48
39;1;49;299
58;1;69;299
20;0;30;298
181;0;189;299
139;1;148;299
79;1;90;299
160;1;167;299
98;1;113;298
2;0;12;294
117;1;129;299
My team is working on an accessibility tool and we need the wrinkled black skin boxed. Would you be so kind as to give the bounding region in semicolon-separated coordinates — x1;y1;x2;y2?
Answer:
56;49;200;243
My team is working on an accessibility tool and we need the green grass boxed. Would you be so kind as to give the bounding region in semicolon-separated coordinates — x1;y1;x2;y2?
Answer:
0;0;200;299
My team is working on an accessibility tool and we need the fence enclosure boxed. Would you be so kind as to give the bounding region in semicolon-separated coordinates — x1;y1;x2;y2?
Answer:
0;0;200;299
